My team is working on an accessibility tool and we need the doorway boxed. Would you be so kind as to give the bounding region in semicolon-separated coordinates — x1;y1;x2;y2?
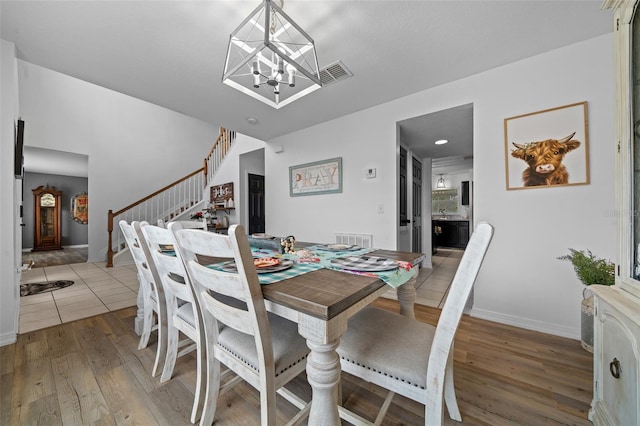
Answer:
412;156;422;252
248;173;265;234
397;103;474;260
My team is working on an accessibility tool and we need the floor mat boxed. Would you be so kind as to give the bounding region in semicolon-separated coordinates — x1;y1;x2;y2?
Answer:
20;280;74;297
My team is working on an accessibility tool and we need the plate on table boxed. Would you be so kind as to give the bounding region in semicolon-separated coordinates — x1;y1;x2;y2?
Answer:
316;244;361;252
330;256;398;272
221;258;294;274
251;233;275;239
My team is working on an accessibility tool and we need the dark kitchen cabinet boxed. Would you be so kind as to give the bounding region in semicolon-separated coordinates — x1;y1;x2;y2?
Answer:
433;220;469;249
457;221;469;247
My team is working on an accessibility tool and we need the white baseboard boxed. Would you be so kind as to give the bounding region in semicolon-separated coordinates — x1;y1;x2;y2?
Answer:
0;331;17;347
63;244;89;249
22;244;88;252
470;307;580;340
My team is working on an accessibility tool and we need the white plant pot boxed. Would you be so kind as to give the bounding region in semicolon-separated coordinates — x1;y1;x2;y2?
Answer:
581;287;594;353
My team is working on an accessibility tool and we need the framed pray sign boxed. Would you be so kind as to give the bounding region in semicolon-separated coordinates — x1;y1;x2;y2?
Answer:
289;157;342;197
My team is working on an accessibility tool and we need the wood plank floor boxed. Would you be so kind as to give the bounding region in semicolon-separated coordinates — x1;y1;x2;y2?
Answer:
0;300;593;425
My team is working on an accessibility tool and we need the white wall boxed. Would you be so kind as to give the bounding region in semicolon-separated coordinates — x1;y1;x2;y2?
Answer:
0;40;20;345
17;60;219;262
239;148;266;231
266;118;397;248
266;34;615;339
205;134;265;231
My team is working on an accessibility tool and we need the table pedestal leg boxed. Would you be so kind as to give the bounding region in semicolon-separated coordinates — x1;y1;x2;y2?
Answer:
306;339;341;426
396;267;418;319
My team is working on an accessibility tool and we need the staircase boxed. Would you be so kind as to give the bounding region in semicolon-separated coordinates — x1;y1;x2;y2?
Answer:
106;128;235;266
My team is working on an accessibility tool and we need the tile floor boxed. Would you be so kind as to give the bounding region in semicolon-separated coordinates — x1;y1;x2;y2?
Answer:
19;262;139;333
18;248;462;334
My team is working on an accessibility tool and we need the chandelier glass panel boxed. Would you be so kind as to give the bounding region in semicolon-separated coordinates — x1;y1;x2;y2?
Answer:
222;0;322;109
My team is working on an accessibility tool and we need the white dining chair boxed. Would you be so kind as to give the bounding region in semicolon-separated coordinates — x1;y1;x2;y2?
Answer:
171;223;311;426
118;220;166;377
139;222;207;424
177;218;208;230
158;218;207;230
336;222;494;426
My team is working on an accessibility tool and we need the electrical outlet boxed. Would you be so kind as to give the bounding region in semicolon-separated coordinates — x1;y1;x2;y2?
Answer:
366;168;377;178
377;203;384;214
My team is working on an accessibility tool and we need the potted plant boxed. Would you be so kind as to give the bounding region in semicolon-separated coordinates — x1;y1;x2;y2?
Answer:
558;248;615;352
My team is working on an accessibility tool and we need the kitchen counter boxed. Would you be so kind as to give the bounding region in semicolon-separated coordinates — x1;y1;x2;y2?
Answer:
432;215;469;221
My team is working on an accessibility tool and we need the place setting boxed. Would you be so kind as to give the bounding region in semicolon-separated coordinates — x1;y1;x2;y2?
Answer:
320;252;417;288
221;257;294;274
328;255;399;272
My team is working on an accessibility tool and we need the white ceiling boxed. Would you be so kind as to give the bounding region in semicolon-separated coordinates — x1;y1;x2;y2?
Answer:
2;1;612;165
398;103;473;161
23;146;88;178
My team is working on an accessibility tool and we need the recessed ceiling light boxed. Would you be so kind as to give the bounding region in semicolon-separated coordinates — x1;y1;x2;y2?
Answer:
435;139;448;145
247;117;259;125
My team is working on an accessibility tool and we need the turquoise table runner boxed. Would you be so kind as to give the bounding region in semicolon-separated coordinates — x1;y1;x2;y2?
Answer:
248;246;418;288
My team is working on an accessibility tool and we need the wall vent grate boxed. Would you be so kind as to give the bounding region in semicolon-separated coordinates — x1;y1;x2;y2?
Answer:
335;233;373;248
319;61;353;87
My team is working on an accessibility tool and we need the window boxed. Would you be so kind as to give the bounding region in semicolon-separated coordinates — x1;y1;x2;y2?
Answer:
432;189;458;215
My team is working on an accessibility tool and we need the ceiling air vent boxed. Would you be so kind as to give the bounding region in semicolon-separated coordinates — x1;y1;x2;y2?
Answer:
318;61;353;87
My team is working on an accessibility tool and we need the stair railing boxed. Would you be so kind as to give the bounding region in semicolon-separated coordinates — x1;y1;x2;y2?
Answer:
107;169;204;266
204;128;235;186
107;128;235;266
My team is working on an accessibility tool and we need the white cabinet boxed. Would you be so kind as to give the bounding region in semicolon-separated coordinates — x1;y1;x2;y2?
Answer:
590;286;640;425
592;1;640;424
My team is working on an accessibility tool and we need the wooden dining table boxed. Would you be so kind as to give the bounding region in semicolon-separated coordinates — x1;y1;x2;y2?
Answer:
260;247;426;426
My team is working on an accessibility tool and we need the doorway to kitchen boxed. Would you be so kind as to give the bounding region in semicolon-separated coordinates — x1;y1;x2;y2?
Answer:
397;103;474;265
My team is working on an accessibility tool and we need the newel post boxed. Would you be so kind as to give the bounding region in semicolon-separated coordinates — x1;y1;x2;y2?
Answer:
107;209;114;267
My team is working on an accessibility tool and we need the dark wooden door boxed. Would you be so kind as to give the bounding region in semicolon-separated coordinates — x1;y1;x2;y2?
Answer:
399;147;408;226
248;173;265;235
412;156;422;252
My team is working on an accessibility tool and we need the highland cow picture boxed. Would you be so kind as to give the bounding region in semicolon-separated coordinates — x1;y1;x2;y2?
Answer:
504;101;589;190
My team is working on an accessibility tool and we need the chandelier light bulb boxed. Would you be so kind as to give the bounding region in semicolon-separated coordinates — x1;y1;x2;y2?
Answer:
286;64;296;87
277;57;285;74
251;60;261;75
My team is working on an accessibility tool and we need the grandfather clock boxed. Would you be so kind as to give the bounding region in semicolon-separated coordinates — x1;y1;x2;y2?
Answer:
32;185;63;251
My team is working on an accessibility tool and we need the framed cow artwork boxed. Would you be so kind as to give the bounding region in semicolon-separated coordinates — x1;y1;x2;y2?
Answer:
504;101;590;190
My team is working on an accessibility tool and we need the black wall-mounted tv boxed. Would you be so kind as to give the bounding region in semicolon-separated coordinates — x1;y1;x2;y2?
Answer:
14;119;24;179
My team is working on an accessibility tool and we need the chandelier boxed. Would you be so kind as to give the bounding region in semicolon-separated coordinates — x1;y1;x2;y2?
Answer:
222;0;322;109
